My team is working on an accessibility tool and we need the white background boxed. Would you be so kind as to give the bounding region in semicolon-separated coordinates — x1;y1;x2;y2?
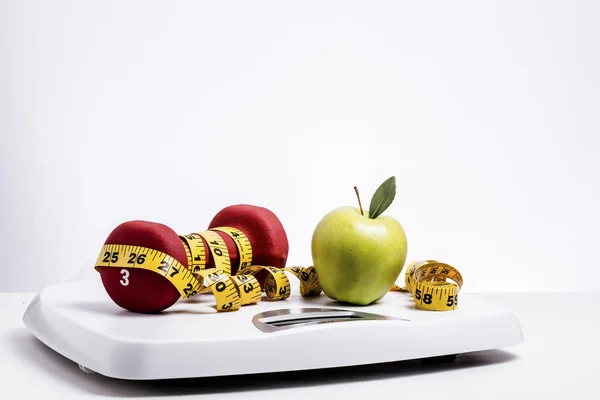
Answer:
1;0;598;293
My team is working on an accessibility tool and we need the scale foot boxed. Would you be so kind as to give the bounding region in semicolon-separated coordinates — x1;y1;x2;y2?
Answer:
421;354;457;364
78;364;95;374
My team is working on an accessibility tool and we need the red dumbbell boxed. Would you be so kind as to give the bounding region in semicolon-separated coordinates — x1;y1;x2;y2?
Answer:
96;204;290;313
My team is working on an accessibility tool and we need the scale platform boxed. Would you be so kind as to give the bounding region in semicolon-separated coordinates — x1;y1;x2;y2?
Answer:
22;274;523;380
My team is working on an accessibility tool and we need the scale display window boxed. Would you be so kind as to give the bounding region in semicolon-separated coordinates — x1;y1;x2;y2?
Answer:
252;308;408;332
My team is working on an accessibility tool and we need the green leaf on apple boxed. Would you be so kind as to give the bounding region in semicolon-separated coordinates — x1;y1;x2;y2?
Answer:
368;176;396;219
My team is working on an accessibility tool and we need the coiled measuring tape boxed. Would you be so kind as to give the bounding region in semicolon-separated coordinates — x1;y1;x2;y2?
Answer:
391;259;463;311
94;227;322;312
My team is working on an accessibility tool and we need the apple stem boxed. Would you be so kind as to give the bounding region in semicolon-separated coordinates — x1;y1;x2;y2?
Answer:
354;186;364;216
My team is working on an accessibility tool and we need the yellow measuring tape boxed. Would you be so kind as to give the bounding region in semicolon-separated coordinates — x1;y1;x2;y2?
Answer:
391;259;463;311
95;227;322;312
95;225;463;312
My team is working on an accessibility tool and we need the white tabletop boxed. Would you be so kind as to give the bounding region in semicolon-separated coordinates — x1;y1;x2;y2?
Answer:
1;291;598;399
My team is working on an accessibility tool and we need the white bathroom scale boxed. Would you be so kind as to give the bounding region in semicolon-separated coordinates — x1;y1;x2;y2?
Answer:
22;274;523;381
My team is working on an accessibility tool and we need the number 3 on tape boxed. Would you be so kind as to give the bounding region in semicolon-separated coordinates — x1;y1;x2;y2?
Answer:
238;266;292;300
195;269;241;311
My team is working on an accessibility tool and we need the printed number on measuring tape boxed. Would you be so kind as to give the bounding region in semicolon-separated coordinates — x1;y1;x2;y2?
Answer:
391;260;464;311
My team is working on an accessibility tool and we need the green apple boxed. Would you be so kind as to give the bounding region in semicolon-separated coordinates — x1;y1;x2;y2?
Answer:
311;177;408;305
